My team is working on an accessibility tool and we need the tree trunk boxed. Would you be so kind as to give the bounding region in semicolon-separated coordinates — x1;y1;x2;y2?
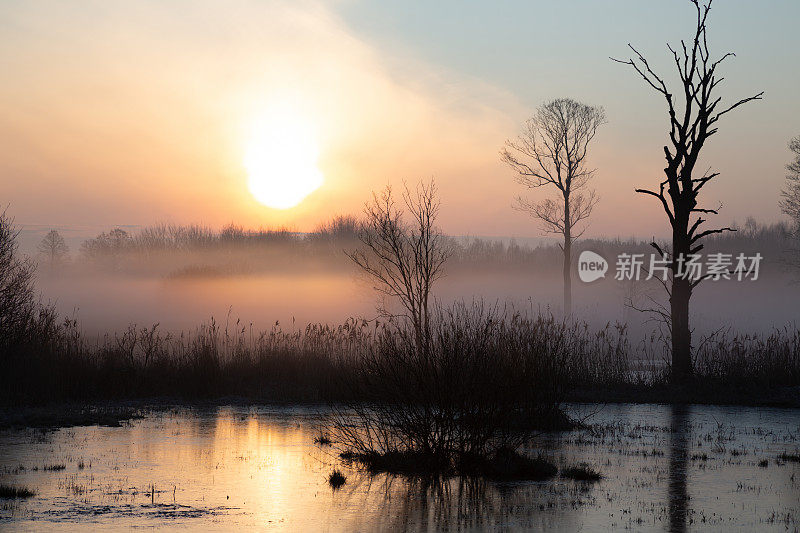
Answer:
670;216;692;382
670;277;692;381
563;195;572;315
614;0;762;386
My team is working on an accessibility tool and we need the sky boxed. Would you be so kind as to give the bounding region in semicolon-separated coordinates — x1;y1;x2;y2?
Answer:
1;0;798;241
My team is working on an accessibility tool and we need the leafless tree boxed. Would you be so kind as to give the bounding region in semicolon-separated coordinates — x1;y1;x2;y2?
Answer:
781;135;800;234
501;98;606;314
612;0;762;381
346;180;450;350
0;210;53;353
1;210;34;347
37;229;69;268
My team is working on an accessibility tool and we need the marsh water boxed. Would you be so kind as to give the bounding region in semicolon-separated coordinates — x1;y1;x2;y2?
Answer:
1;404;798;532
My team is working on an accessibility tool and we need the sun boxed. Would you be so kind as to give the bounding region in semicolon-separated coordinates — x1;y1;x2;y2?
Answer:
244;107;324;209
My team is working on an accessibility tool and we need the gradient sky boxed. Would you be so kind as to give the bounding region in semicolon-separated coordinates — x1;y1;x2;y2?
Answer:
2;0;798;240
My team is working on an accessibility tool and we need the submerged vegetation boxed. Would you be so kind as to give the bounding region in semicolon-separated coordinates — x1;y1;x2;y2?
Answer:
778;452;800;463
327;469;346;489
561;464;603;482
313;432;332;446
340;447;558;482
0;484;36;499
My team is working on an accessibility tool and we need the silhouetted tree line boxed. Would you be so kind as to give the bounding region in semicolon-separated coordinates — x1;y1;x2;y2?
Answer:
67;217;795;278
782;136;800;236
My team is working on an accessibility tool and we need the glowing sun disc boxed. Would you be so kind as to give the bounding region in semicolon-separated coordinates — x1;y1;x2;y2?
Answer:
244;110;324;209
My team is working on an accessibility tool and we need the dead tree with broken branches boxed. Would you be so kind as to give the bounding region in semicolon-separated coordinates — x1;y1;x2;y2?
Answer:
613;0;762;381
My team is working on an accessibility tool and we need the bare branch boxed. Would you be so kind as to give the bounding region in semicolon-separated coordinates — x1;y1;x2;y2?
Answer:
346;180;450;349
635;187;675;224
690;226;736;244
613;0;761;379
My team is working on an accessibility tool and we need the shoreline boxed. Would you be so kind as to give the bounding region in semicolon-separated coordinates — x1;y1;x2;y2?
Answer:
2;386;799;431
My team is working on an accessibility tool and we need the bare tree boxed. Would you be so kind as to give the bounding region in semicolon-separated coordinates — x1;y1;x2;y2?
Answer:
613;0;762;381
37;229;69;268
501;98;606;314
346;180;450;350
0;210;44;352
780;135;800;233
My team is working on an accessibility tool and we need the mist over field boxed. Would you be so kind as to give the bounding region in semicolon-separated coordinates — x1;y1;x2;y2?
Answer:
22;221;799;341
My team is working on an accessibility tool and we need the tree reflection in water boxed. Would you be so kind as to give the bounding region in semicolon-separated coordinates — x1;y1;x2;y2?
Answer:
668;405;690;533
341;471;592;531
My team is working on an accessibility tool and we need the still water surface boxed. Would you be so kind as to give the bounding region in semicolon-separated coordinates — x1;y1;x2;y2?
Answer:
1;404;798;531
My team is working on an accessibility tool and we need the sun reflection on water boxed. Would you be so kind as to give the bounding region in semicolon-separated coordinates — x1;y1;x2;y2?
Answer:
0;405;798;531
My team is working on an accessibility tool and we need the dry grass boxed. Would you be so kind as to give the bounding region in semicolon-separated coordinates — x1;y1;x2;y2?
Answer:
0;484;35;499
328;469;346;489
561;464;602;482
328;302;622;476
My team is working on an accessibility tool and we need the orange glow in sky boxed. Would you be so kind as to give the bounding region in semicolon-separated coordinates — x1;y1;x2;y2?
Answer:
0;0;795;239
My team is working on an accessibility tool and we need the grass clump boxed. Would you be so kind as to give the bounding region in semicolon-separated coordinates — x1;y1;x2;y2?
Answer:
328;469;346;489
343;450;450;477
778;452;800;463
331;303;581;480
0;484;36;499
342;448;557;482
458;448;557;482
561;464;602;482
313;433;332;446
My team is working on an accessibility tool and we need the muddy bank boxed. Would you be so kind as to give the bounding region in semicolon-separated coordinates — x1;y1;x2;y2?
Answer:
567;385;800;409
2;384;799;433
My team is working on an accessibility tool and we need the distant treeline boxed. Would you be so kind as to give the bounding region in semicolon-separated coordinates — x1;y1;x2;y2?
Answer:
79;216;358;256
63;216;797;277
